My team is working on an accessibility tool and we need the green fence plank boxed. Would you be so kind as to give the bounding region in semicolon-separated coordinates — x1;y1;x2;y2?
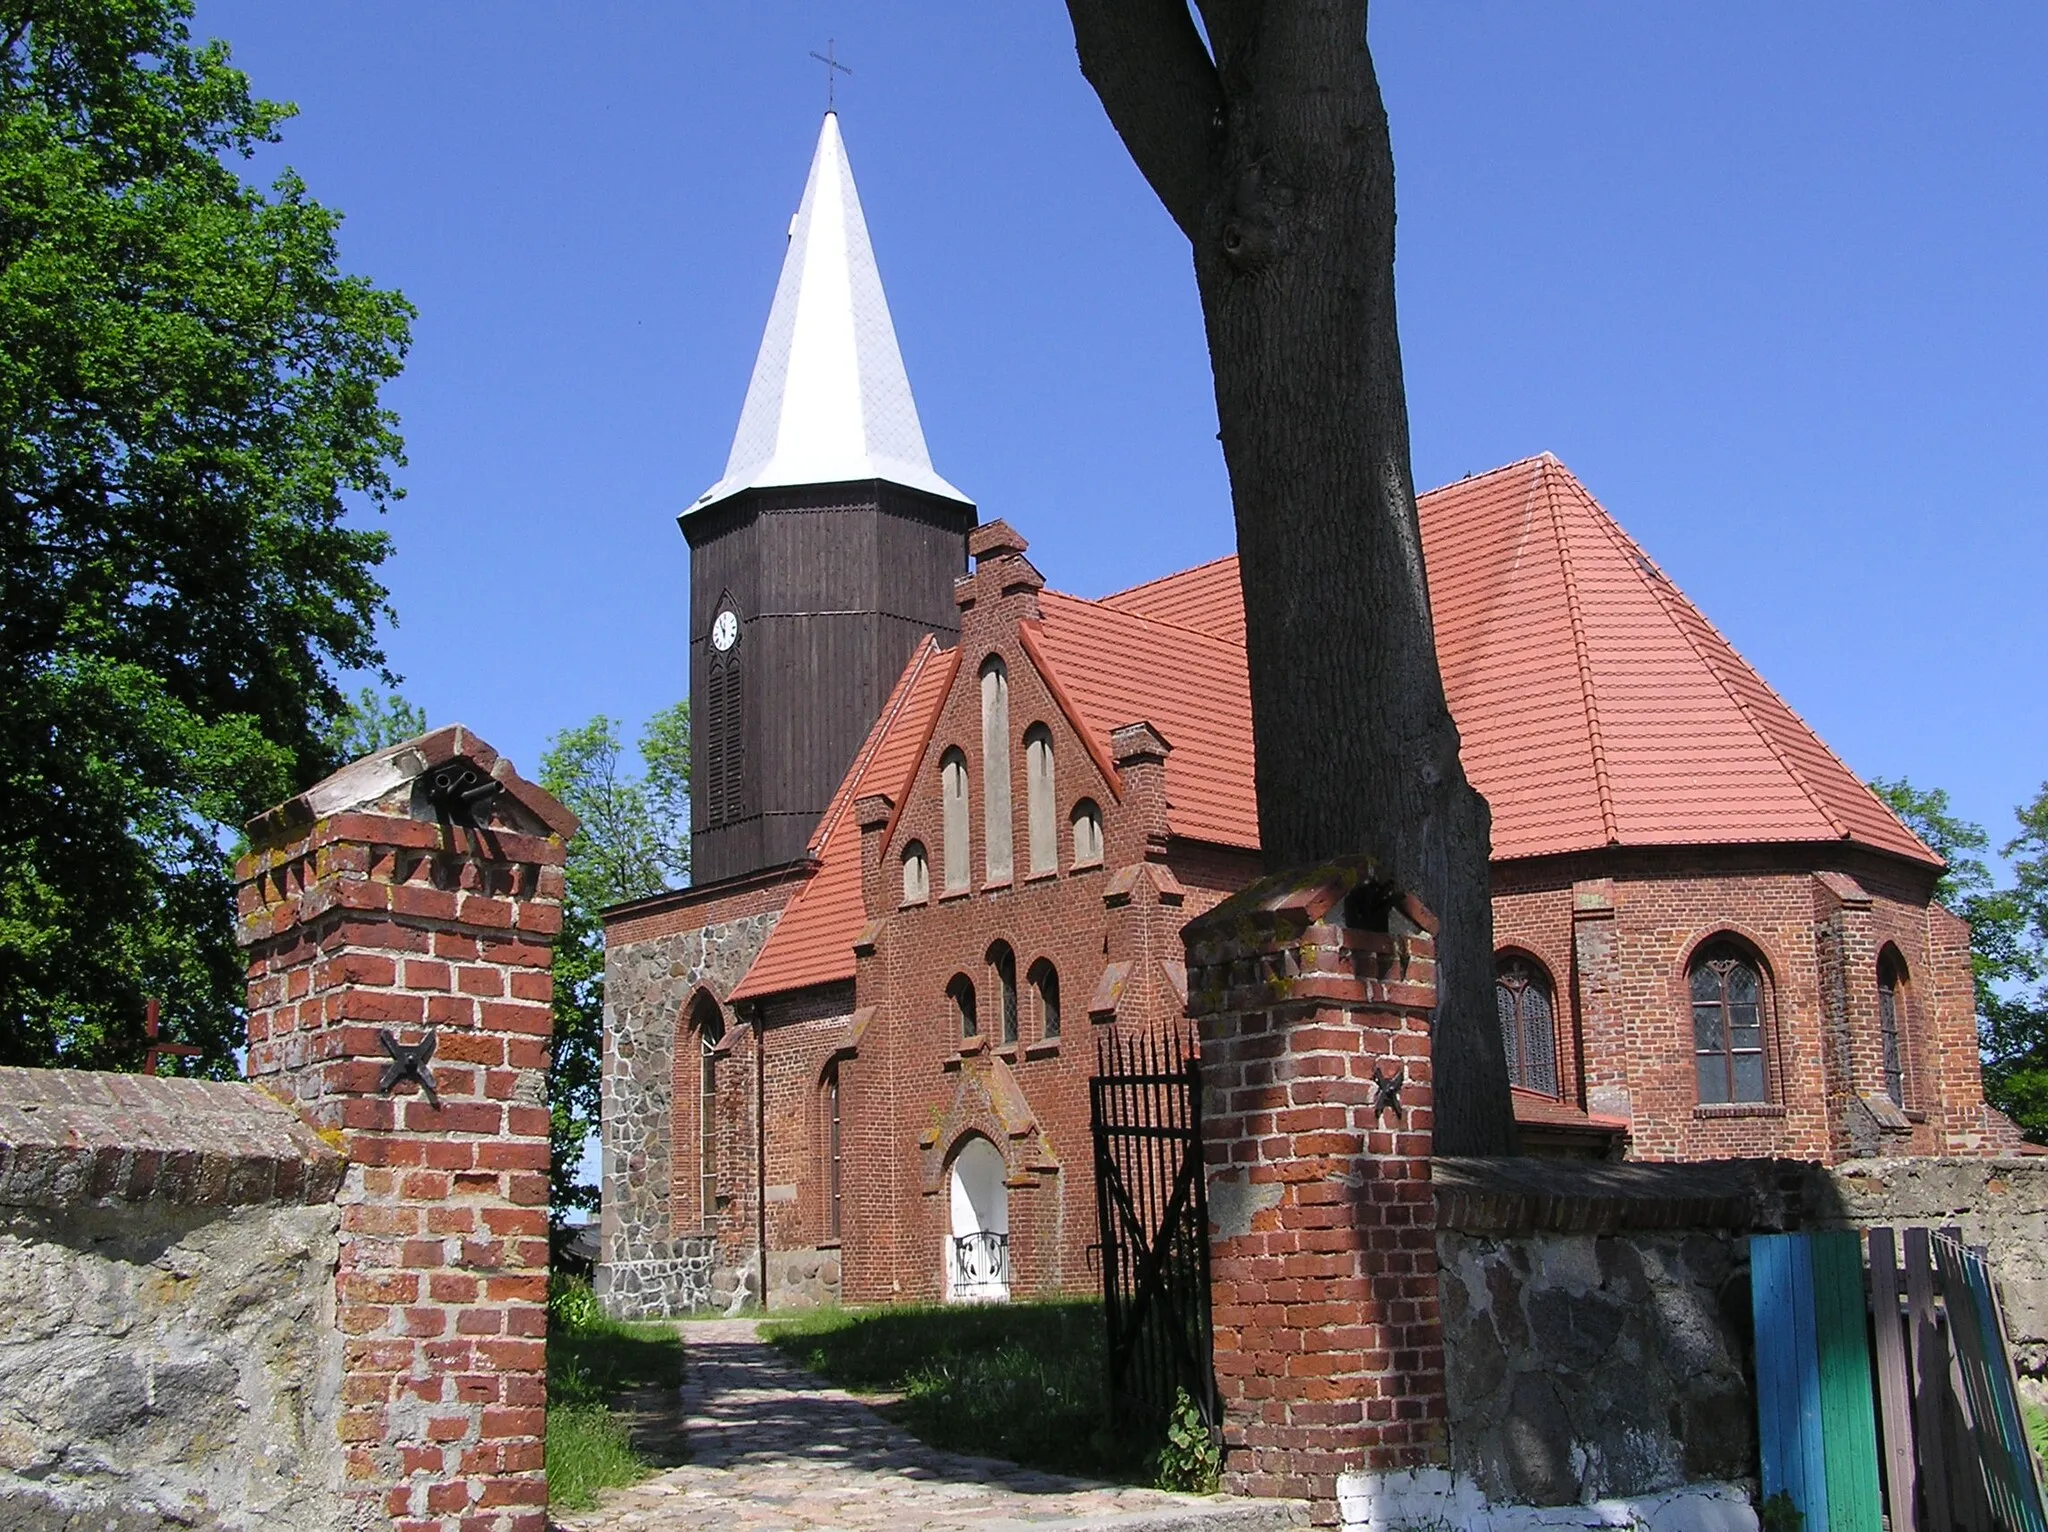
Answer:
1814;1229;1884;1532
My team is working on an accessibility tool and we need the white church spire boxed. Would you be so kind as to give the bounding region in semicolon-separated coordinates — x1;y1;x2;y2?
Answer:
691;113;968;512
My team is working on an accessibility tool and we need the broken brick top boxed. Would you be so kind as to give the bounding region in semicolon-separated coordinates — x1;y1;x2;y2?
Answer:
242;724;578;855
0;1066;345;1209
234;725;572;954
1181;856;1438;1020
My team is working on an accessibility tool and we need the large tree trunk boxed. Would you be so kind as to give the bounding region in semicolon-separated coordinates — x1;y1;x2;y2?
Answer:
1067;0;1515;1154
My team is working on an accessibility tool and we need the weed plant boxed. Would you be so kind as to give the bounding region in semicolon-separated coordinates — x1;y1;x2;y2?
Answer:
761;1300;1164;1484
545;1275;685;1509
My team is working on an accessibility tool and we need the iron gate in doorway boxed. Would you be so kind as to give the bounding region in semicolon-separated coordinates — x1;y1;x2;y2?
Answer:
1090;1024;1216;1435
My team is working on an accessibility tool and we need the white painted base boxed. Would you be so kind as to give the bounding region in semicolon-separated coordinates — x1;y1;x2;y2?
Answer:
1335;1468;1757;1532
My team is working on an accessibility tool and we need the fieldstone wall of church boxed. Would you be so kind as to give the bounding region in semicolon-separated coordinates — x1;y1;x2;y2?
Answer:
1439;1229;1753;1506
598;906;780;1319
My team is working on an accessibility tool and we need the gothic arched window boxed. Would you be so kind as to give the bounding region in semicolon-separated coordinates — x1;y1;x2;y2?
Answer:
980;657;1013;884
1877;947;1909;1107
901;840;930;906
688;994;725;1227
1690;940;1768;1104
1029;958;1061;1041
990;942;1018;1046
949;973;978;1040
1494;956;1558;1097
822;1061;844;1241
1024;724;1057;877
1071;798;1104;869
940;750;970;894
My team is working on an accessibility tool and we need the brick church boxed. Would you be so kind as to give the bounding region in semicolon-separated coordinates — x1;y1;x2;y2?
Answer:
595;115;2018;1318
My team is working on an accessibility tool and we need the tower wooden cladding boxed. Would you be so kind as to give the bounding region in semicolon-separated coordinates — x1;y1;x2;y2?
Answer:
684;477;973;884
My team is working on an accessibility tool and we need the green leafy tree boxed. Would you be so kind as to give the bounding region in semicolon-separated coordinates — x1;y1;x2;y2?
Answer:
1;2;412;1072
540;703;689;1221
1873;778;2048;1142
323;686;428;763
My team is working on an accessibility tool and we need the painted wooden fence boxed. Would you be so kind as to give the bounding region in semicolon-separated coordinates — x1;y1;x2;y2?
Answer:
1753;1228;2047;1532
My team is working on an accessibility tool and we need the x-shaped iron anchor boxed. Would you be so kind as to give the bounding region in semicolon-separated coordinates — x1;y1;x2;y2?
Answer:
1370;1063;1406;1126
377;1028;441;1108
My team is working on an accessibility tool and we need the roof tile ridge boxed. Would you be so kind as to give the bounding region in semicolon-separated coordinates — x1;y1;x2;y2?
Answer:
1098;552;1239;608
875;640;962;857
730;645;945;1004
806;634;942;860
1572;476;1854;843
1041;587;1246;653
1418;453;1556;503
1017;618;1124;803
1539;460;1619;845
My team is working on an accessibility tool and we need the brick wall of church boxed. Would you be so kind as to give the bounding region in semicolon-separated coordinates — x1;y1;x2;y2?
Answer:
829;528;1258;1305
1489;847;1989;1164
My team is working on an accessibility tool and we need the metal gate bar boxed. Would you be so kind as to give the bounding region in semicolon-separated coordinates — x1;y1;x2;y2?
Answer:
1090;1023;1215;1438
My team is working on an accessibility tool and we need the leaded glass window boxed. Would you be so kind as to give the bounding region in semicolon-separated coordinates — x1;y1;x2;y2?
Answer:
1494;957;1559;1097
991;943;1018;1046
1691;944;1766;1104
1030;959;1060;1040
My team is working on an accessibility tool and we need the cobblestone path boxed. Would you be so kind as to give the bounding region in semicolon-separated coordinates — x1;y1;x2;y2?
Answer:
550;1319;1305;1532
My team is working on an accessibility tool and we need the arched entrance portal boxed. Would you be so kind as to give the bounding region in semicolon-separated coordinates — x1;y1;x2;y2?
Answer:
946;1136;1009;1302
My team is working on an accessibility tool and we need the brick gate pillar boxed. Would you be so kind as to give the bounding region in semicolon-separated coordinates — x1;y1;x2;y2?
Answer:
235;726;576;1532
1182;857;1448;1525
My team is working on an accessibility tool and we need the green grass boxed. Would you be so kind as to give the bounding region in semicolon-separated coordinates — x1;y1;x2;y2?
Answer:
546;1276;686;1511
2025;1397;2048;1478
759;1299;1152;1483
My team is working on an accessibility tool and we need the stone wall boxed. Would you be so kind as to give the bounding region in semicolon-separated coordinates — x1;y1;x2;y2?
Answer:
1432;1159;1765;1519
1800;1155;2048;1407
598;904;782;1318
1366;1155;2048;1532
0;1068;352;1532
1439;1230;1752;1506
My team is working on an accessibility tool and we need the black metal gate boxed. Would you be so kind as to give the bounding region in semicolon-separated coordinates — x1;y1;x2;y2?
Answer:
1090;1024;1216;1436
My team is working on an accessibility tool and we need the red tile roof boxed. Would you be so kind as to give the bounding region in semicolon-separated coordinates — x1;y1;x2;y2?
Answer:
1104;454;1935;866
728;455;1936;1000
729;639;957;1002
1030;593;1258;851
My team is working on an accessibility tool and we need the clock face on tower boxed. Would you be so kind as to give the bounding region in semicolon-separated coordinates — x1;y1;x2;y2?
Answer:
710;609;739;652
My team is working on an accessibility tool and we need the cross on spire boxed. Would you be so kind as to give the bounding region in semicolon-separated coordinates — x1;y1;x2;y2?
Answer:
809;39;851;112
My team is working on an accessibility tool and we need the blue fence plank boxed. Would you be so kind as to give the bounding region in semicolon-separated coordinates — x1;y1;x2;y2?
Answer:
1754;1232;1830;1524
1754;1234;1795;1502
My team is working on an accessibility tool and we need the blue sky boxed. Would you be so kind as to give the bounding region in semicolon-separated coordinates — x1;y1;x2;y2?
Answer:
194;3;2046;856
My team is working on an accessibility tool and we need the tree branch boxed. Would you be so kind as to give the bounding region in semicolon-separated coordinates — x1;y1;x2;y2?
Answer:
1063;0;1223;242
